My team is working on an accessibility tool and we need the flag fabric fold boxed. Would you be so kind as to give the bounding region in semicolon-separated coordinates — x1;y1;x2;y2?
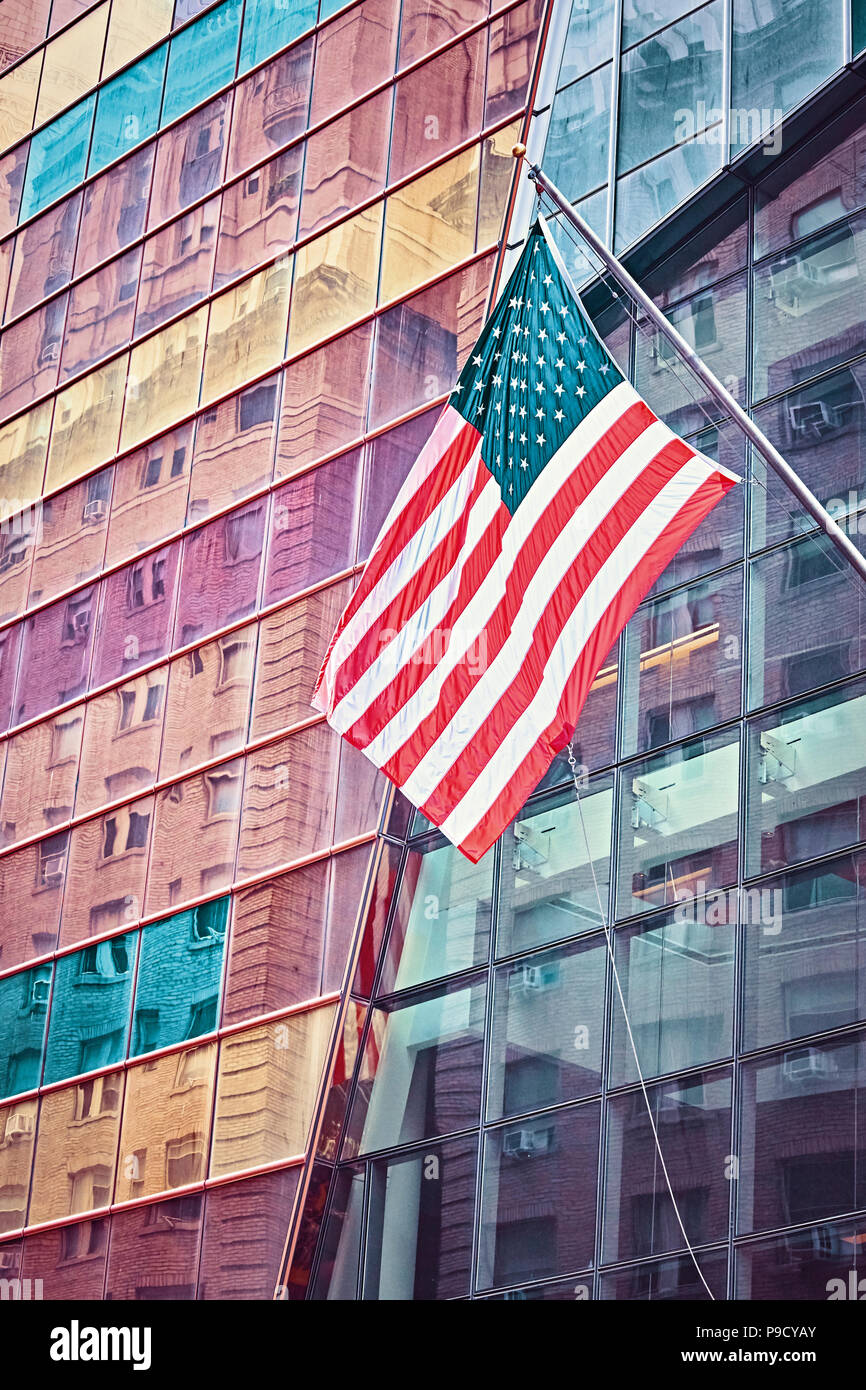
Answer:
313;217;739;862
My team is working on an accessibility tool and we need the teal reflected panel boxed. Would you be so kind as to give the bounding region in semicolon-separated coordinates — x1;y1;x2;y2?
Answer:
131;898;228;1057
162;0;243;127
0;964;52;1100
20;95;96;223
239;0;318;74
42;936;138;1086
319;0;348;18
90;45;168;176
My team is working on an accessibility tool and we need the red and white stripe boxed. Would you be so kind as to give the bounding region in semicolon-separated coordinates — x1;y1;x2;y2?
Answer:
313;387;738;862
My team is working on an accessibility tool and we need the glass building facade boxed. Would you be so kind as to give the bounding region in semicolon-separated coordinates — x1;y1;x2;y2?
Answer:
0;0;865;1304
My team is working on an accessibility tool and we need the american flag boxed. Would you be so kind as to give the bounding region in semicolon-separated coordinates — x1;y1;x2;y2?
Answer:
313;218;739;862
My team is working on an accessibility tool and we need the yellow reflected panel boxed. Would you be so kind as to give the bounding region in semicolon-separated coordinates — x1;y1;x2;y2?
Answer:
114;1044;218;1202
201;257;291;407
28;1072;124;1226
46;355;127;492
103;0;174;77
479;119;522;249
121;305;207;452
381;145;480;305
288;203;383;358
0;52;43;152
36;3;110;125
210;1004;336;1177
0;400;52;524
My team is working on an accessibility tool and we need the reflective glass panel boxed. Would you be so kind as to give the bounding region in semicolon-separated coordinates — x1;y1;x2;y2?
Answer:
0;965;51;1100
103;0;174;75
35;3;107;125
201;259;291;406
121;306;207;452
59;796;153;947
188;373;278;518
75;670;165;816
20;94;95;223
559;0;614;82
136;195;220;336
198;1166;301;1298
42;934;137;1085
60;247;141;380
275;322;372;476
235;721;341;878
146;760;242;915
104;1193;203;1299
6;193;81;321
250;577;353;735
75;145;154;277
132;899;228;1056
162;0;242;127
147;94;230;229
287;202;383;356
299;88;391;238
544;66;611;204
266;449;361;602
104;420;192;567
380;146;479;304
389;33;484;187
91;542;180;688
159;624;255;780
28;1070;124;1225
731;0;844;156
735;1217;866;1300
239;0;317;73
214;146;302;289
89;45;168;176
45;355;127;491
115;1043;217;1200
226;37;313;179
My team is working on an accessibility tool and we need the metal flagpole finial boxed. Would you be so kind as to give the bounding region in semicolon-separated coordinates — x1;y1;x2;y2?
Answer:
511;143;527;159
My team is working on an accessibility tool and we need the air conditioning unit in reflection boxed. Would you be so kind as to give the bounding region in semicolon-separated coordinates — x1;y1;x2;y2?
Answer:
5;1110;33;1139
783;1047;836;1085
512;822;549;872
503;1127;553;1159
83;499;107;523
507;961;561;995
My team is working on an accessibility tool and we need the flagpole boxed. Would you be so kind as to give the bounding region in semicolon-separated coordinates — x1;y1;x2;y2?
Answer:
516;148;866;586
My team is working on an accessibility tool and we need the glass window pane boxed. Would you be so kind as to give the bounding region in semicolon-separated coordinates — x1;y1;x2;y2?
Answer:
646;421;745;597
618;2;723;174
487;936;605;1122
345;976;486;1156
497;779;613;957
162;0;242;127
159;624;255;780
103;0;174;76
132;899;228;1057
29;1070;124;1225
622;565;743;757
35;2;108;125
20;94;95;223
0;0;51;72
370;251;492;431
174;498;265;644
0;142;28;240
89;45;168;176
75;144;154;277
21;1216;109;1297
45;354;127;492
104;419;192;567
147;93;230;229
604;1067;731;1263
60;246;142;380
0;965;52;1100
310;1162;365;1300
363;1135;477;1300
188;372;279;519
379;840;494;995
266;448;361;602
90;541;180;687
104;1192;202;1298
357;407;438;562
42;935;137;1086
617;727;740;920
0;836;63;972
223;862;328;1022
115;1043;216;1200
748;534;866;711
389;34;484;187
210;1006;336;1175
0;402;51;526
121;305;207;452
559;0;614;83
226;38;314;180
288;202;383;356
214;146;302;289
614;137;722;252
16;585;97;722
544;66;611;204
741;850;866;1054
250;577;353;736
0;294;66;422
486;0;542;123
239;0;317;74
600;1248;726;1300
736;1217;866;1299
753;214;866;403
136;194;219;336
0;712;82;844
478;1100;600;1290
59;795;153;947
275;321;371;476
198;1166;301;1298
299;88;391;238
6;192;81;321
731;0;844;157
0;52;41;151
739;1034;866;1236
201;259;290;406
75;670;165;817
146;760;242;915
235;722;341;878
310;0;399;127
381;146;479;304
398;0;486;69
746;678;866;879
611;903;734;1086
755;105;866;259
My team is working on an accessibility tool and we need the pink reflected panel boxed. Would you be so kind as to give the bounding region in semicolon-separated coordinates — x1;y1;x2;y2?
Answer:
214;146;302;290
75;146;154;279
333;738;387;843
135;195;220;336
310;0;399;126
322;839;393;995
348;838;403;998
370;252;493;429
0;837;63;969
146;760;243;914
0;622;22;732
1;0;52;67
0;295;66;422
298;89;391;238
148;94;231;231
485;0;544;124
265;448;361;605
28;466;113;608
60;247;142;380
235;721;340;879
5;192;81;322
15;587;97;725
21;1218;109;1298
174;497;267;647
104;422;193;569
275;322;372;477
104;1194;204;1299
188;374;279;521
227;37;314;180
0;508;35;622
389;31;486;185
398;0;487;69
198;1167;301;1299
0;143;28;242
59;796;153;946
222;860;330;1022
91;542;181;688
358;407;439;562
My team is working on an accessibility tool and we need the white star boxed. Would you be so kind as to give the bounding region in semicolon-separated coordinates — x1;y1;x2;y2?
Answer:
520;458;529;470
472;353;483;366
578;335;588;347
558;305;568;318
474;377;484;390
510;377;519;390
519;405;527;418
520;431;527;444
509;403;516;416
576;384;586;398
536;433;546;446
557;330;567;344
554;409;564;422
508;482;513;494
523;326;530;338
509;297;518;309
555;357;565;370
535;380;545;394
509;430;514;442
554;382;564;396
543;274;553;287
526;299;533;309
538;328;547;342
535;406;544;420
520;379;528;391
493;374;502;387
540;301;550;315
576;360;587;372
600;362;610;374
475;402;484;414
493;326;501;338
494;401;501;413
520;353;528;365
535;355;545;369
512;349;520;363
